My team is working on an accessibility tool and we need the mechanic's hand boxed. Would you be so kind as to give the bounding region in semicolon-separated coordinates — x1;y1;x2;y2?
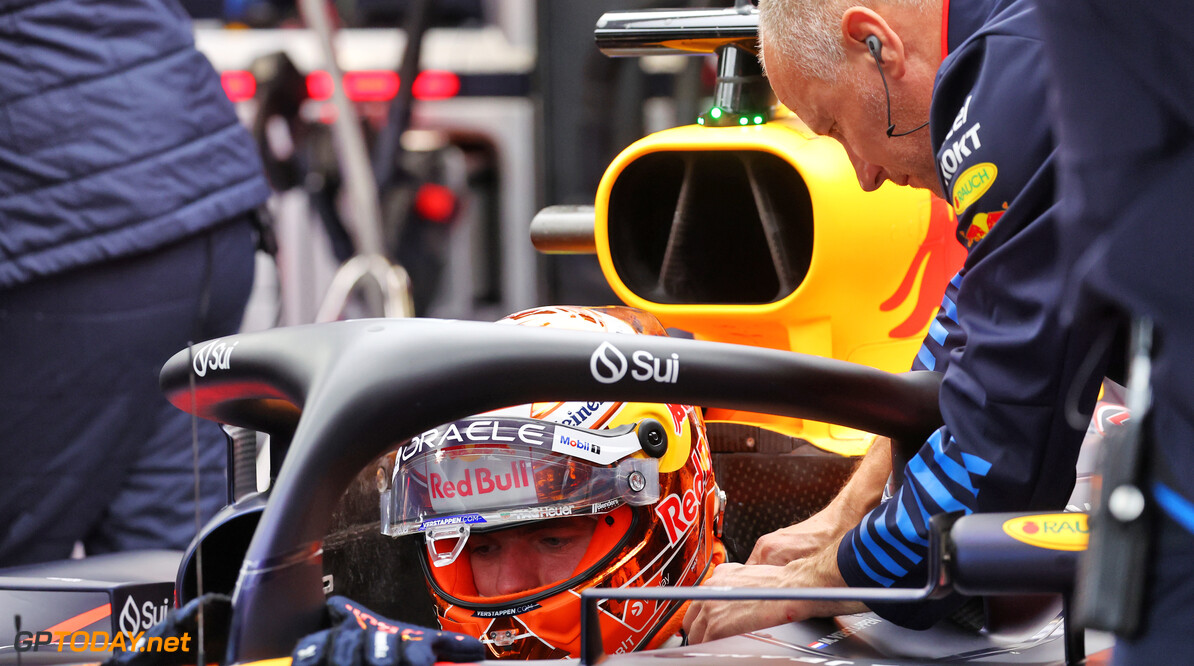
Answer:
746;511;843;565
749;438;890;566
102;593;232;665
291;596;485;666
683;545;865;644
682;562;805;644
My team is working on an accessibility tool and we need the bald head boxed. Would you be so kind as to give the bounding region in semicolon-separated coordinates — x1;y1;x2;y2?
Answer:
756;0;947;197
758;0;939;83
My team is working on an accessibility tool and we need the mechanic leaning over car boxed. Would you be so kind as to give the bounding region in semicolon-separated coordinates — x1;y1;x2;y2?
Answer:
0;0;271;566
1031;0;1194;662
684;0;1114;640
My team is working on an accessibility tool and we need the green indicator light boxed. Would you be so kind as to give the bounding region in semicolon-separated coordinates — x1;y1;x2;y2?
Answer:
697;116;705;125
709;107;723;119
754;115;764;124
739;116;748;125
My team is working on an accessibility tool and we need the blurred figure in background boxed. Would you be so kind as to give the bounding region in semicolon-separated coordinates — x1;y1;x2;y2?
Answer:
0;0;271;565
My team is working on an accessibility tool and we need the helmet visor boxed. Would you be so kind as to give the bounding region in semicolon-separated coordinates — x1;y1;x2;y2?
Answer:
383;417;660;547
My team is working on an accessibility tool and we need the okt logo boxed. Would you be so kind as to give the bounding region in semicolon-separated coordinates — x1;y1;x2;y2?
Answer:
589;342;679;384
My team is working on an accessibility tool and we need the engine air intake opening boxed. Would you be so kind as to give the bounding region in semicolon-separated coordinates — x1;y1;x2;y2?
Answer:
607;150;814;305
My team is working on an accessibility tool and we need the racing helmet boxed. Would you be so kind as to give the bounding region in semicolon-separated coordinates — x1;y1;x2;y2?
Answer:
381;306;726;659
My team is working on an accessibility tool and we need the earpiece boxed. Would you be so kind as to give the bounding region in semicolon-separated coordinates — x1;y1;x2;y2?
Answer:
866;33;929;137
866;35;883;62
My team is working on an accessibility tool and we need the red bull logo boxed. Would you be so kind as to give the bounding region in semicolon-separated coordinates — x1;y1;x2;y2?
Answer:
963;206;1006;247
654;446;711;544
430;461;532;499
666;403;687;435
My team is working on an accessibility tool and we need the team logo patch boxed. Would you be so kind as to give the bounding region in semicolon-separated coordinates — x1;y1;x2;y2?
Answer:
952;162;997;214
962;206;1006;247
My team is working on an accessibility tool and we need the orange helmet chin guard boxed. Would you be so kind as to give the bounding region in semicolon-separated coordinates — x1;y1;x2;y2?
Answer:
381;306;727;659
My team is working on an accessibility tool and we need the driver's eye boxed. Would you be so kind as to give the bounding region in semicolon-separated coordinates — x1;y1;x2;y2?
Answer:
470;541;497;557
539;536;567;548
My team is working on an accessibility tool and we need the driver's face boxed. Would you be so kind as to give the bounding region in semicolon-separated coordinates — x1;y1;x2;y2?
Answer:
469;517;597;597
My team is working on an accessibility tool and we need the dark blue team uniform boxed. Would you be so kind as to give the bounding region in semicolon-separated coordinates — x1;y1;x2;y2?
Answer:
0;0;270;565
1033;0;1194;661
836;0;1108;628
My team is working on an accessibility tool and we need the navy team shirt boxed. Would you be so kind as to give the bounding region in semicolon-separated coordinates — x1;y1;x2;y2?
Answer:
1033;1;1194;660
835;0;1109;628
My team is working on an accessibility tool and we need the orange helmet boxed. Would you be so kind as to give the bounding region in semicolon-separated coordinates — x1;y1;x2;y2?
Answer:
382;306;726;659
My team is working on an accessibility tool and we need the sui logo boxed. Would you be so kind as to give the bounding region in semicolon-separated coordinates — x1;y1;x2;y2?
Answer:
589;342;680;385
118;595;169;640
590;342;628;384
192;339;237;377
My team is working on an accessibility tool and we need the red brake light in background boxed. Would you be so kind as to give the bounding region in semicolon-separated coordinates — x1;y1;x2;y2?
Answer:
222;69;461;104
307;70;400;102
414;183;458;223
411;71;461;100
221;70;257;102
350;71;401;101
305;70;334;100
304;70;459;102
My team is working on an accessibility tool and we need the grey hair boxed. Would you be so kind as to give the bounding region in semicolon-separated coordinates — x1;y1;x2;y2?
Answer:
757;0;936;83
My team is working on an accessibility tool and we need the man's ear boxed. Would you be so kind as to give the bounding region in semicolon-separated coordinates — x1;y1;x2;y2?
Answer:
842;6;907;78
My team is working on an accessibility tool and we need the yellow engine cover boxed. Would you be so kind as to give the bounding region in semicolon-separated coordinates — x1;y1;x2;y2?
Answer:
594;116;965;455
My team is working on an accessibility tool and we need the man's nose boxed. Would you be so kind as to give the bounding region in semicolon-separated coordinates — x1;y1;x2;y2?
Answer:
493;547;540;596
836;141;884;192
851;157;885;192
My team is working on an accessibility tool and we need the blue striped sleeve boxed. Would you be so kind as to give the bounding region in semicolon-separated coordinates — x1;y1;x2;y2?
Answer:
910;270;966;373
838;428;991;592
